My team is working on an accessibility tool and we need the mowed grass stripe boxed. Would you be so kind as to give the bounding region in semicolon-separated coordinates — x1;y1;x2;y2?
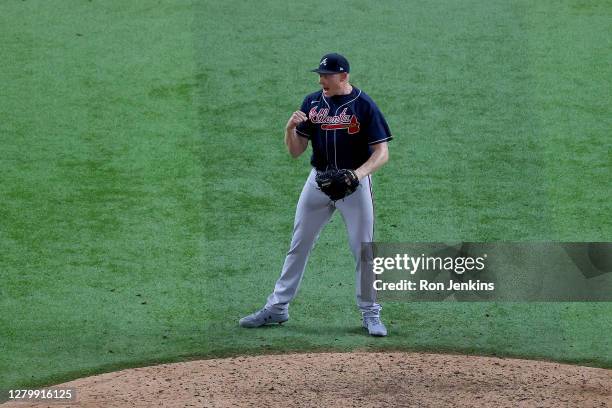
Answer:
1;1;205;390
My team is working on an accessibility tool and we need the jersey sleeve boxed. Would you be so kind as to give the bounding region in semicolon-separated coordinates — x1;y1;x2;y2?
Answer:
365;102;393;145
295;96;314;139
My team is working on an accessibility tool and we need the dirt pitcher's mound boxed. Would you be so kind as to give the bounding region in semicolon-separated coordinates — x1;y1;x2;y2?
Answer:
3;352;611;407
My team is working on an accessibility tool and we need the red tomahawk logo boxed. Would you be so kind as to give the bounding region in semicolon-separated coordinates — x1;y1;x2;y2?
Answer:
321;115;360;134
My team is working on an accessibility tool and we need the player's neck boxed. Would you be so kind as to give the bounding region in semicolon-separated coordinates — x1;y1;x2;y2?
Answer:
329;84;353;97
341;84;353;95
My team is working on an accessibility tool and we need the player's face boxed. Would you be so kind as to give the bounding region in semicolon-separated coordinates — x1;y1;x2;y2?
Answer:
319;73;347;97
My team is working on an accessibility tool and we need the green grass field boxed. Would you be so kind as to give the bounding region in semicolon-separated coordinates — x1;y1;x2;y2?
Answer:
1;0;611;392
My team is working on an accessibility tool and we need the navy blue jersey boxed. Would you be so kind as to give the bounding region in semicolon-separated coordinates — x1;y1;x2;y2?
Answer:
295;87;392;171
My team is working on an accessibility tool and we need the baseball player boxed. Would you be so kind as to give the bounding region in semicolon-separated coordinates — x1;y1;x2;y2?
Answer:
239;53;392;336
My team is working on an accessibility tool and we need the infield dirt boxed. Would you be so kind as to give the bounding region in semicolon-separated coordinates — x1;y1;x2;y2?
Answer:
2;351;611;407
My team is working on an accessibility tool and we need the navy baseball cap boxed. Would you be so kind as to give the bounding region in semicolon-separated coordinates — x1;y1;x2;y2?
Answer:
311;53;350;74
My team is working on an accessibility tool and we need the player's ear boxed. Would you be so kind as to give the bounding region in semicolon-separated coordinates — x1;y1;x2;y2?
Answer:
340;72;349;82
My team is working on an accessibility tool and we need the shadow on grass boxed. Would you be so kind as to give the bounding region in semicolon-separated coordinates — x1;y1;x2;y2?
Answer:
280;323;368;337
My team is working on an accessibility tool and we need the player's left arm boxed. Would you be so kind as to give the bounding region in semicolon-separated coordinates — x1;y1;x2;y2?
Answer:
354;142;389;180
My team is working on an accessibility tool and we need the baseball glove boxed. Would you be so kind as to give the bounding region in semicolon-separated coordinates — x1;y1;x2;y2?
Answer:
315;169;360;201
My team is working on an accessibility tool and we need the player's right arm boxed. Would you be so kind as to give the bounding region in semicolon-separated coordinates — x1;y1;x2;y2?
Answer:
285;110;309;158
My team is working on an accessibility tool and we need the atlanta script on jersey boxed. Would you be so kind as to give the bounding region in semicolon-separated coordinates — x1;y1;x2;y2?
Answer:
308;107;361;134
296;87;392;171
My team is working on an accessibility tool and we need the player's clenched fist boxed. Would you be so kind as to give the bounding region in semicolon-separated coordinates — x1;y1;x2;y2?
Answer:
286;110;308;130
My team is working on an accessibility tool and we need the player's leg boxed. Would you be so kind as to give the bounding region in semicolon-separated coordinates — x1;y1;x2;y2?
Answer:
335;175;381;317
264;169;335;313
